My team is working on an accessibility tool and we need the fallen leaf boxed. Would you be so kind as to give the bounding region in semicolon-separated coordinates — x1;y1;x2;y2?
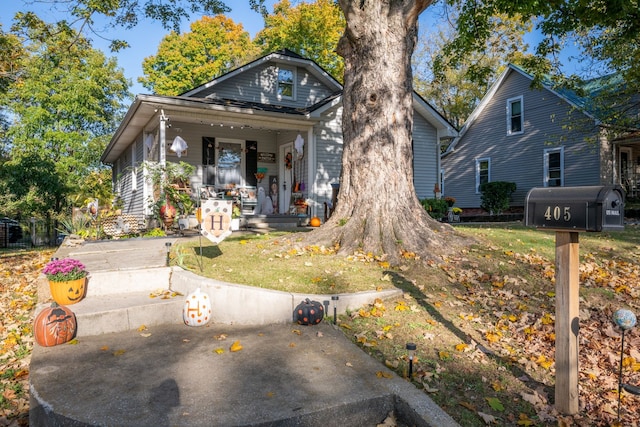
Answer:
478;411;497;424
230;340;243;352
376;371;393;378
486;397;504;412
213;348;224;354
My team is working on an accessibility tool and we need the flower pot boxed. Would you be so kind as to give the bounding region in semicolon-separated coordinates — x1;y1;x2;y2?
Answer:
49;277;86;305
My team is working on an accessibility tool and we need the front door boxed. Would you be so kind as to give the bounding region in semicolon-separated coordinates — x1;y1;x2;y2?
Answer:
215;139;245;188
279;143;293;214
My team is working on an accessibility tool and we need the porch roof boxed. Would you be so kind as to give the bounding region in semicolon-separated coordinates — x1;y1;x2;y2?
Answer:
102;93;331;164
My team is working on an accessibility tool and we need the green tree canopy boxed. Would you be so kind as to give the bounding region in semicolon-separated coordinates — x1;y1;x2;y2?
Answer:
254;0;345;81
140;15;259;95
0;17;129;218
413;11;533;129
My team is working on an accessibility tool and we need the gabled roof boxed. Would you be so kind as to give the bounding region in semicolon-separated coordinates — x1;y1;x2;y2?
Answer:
102;49;456;164
182;48;343;98
443;64;602;155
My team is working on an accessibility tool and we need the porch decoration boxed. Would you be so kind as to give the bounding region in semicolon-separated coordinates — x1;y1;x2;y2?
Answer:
294;133;304;159
183;287;212;326
309;216;321;227
169;135;188;158
294;298;324;325
33;302;77;346
160;197;177;228
200;199;233;244
254;167;268;183
42;258;88;305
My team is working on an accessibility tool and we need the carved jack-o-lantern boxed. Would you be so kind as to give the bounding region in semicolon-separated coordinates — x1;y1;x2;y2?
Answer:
49;278;86;305
34;302;77;347
183;288;212;326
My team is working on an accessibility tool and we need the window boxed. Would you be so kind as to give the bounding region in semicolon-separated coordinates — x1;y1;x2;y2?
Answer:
476;158;490;193
507;96;523;134
277;67;294;99
544;147;564;187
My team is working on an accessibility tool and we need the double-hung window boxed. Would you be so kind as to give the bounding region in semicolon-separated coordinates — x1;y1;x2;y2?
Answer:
476;158;490;193
507;96;523;135
277;67;295;99
544;147;564;187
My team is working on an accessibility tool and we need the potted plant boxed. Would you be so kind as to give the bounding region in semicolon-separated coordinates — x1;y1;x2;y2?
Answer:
42;258;88;305
231;204;241;231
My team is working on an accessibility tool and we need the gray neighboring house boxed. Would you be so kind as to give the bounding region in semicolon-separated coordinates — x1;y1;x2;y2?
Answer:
441;63;640;211
101;49;456;228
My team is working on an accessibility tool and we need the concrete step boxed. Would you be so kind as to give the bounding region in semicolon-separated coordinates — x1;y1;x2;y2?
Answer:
69;291;184;337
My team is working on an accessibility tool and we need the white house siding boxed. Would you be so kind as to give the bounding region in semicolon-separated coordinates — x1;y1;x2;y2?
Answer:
412;114;439;200
442;69;602;209
195;63;335;108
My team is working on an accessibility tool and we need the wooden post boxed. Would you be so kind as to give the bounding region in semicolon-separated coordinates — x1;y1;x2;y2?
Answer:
555;231;580;414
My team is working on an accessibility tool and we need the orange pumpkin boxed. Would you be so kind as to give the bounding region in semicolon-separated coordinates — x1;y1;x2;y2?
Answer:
309;217;321;227
34;303;77;347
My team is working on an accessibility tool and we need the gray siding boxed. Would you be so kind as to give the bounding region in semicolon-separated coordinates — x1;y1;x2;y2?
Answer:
196;63;334;108
442;69;602;209
412;114;439;200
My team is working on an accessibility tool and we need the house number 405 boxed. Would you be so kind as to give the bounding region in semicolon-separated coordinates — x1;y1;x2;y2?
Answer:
544;206;572;221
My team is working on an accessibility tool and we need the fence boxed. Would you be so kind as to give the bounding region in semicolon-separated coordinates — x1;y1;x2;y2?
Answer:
0;218;62;250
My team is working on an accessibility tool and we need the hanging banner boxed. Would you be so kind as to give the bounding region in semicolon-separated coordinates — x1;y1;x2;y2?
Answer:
200;200;233;244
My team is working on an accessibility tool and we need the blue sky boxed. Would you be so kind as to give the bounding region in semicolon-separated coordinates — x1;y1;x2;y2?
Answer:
2;1;581;95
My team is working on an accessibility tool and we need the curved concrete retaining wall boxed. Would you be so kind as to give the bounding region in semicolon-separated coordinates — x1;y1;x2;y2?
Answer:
170;268;403;325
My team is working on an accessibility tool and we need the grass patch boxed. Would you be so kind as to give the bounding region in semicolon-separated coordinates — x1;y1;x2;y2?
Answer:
174;232;400;294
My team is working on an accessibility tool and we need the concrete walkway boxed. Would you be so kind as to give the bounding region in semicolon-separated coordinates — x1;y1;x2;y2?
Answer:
30;235;460;426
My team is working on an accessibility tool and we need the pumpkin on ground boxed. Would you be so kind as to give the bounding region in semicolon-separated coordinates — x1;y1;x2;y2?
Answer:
34;303;77;347
183;287;212;326
294;298;324;325
309;217;321;227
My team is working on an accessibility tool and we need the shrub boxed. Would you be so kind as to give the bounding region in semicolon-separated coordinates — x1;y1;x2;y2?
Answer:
479;181;516;215
421;198;449;220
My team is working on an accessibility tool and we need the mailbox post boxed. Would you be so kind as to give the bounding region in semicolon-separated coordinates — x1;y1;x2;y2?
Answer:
525;185;624;414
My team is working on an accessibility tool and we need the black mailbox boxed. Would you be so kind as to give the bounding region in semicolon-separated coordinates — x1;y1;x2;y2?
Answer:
525;185;625;232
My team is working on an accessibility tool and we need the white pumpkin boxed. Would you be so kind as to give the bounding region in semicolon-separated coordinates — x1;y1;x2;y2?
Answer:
183;287;212;326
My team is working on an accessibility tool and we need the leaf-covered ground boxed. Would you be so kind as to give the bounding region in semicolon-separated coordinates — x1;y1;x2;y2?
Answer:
4;223;640;426
0;250;53;426
339;225;640;426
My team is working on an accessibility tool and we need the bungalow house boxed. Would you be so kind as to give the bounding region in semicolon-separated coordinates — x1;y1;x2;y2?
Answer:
101;49;456;230
441;63;640;212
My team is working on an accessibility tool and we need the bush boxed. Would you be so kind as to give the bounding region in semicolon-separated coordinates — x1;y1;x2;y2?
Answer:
480;181;516;215
421;198;449;220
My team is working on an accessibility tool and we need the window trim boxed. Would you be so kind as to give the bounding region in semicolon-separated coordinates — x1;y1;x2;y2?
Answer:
544;147;564;187
475;157;491;194
507;95;524;135
277;66;296;100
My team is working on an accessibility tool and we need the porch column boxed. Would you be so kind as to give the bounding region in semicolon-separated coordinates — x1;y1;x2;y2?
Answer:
159;110;168;187
306;127;315;217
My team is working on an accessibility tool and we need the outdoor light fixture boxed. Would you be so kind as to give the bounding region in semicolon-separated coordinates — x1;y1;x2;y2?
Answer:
165;242;172;266
331;295;339;325
323;300;330;318
613;309;640;422
406;342;417;378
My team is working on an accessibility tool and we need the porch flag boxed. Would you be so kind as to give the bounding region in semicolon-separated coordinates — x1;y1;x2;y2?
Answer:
170;135;189;157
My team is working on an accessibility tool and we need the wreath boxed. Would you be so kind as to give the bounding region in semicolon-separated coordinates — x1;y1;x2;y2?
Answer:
285;152;292;170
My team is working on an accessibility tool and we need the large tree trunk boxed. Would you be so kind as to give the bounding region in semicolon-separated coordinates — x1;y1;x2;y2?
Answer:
304;0;465;265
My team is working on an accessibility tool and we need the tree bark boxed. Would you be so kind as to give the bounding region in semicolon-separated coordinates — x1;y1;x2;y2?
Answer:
303;0;466;265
